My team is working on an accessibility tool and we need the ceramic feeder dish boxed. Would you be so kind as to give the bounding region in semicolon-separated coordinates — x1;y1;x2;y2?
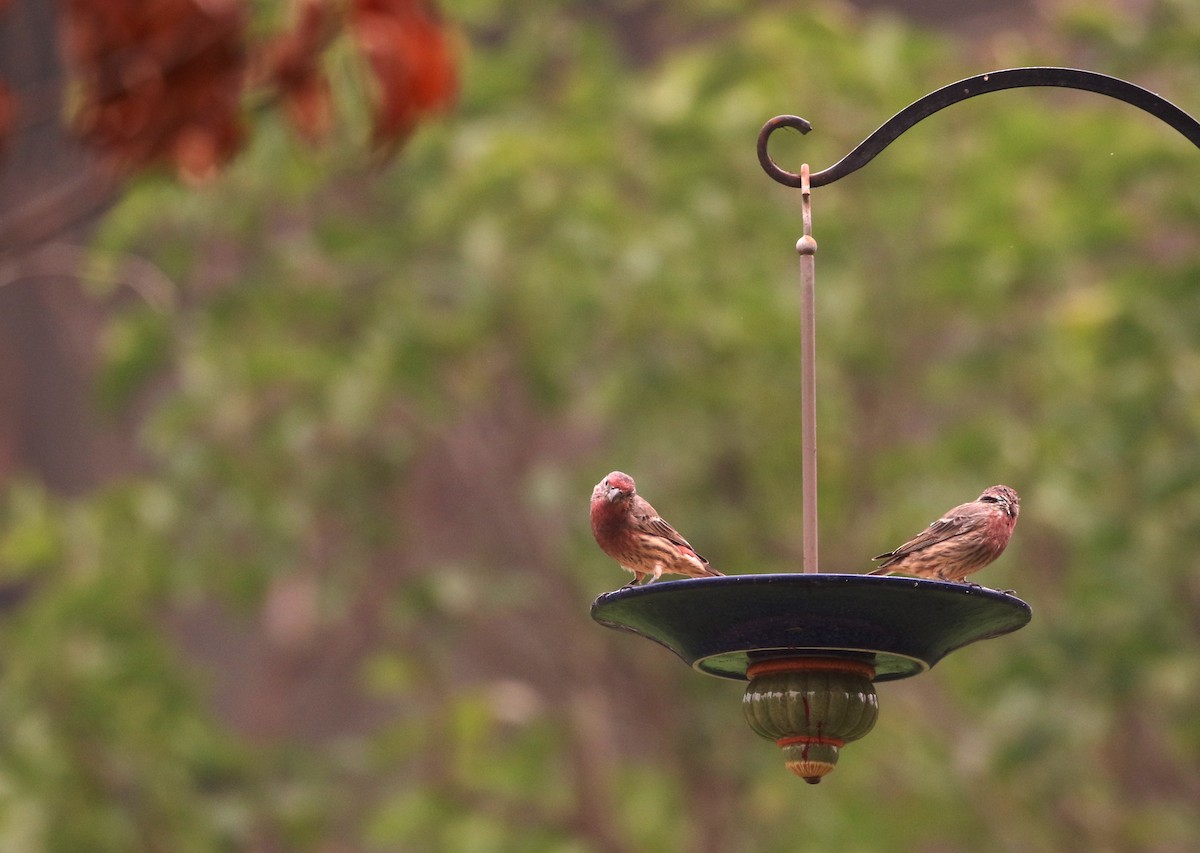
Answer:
592;574;1031;782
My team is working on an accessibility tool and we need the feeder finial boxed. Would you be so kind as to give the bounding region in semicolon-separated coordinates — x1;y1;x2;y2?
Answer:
742;658;878;783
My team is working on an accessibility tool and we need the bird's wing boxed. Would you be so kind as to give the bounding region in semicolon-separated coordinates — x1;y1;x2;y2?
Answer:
874;509;987;559
632;500;709;563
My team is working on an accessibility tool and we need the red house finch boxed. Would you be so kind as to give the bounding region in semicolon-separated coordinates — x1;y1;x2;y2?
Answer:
869;485;1019;582
590;471;723;586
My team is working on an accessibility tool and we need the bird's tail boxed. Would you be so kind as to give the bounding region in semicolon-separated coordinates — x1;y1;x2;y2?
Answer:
868;551;899;575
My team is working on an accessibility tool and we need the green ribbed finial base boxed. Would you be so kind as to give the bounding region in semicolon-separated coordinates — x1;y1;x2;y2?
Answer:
743;658;879;783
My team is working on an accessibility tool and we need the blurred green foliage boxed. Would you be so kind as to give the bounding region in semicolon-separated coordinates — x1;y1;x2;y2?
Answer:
3;0;1200;850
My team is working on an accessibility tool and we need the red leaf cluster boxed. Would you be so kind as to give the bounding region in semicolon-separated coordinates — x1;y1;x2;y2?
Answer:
53;0;458;181
0;0;11;158
59;0;246;184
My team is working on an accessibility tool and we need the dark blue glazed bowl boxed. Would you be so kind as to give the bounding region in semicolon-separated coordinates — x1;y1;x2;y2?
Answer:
591;573;1031;681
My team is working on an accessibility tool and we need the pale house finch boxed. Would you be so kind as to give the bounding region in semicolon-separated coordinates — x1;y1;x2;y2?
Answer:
590;471;723;586
869;485;1019;582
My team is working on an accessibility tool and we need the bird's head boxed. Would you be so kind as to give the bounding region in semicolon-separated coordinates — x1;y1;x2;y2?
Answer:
979;485;1020;519
593;471;636;504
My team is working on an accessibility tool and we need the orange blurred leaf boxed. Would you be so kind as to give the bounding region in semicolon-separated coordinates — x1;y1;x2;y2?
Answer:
351;0;457;149
0;81;15;158
256;0;335;143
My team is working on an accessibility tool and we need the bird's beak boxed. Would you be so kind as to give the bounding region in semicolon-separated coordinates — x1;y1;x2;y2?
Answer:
606;486;622;503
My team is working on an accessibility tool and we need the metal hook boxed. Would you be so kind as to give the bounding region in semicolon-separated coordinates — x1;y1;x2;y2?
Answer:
759;67;1200;189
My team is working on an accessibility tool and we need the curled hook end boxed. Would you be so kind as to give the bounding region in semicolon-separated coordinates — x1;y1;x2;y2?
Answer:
766;114;814;135
758;115;815;187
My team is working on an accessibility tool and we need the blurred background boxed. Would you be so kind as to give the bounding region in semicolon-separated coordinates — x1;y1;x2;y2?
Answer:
1;0;1199;850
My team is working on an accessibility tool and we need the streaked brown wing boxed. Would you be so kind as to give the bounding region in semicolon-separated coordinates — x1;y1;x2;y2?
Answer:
631;498;708;563
648;517;704;554
878;509;986;559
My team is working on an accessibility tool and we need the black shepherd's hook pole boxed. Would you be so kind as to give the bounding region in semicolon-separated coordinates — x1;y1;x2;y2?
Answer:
765;67;1200;575
759;67;1200;189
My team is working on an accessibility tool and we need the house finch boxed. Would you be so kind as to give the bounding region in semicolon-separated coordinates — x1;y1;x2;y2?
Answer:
869;485;1019;582
590;471;723;586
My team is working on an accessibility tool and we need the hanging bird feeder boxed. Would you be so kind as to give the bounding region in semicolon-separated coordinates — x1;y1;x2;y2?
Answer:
592;68;1200;783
